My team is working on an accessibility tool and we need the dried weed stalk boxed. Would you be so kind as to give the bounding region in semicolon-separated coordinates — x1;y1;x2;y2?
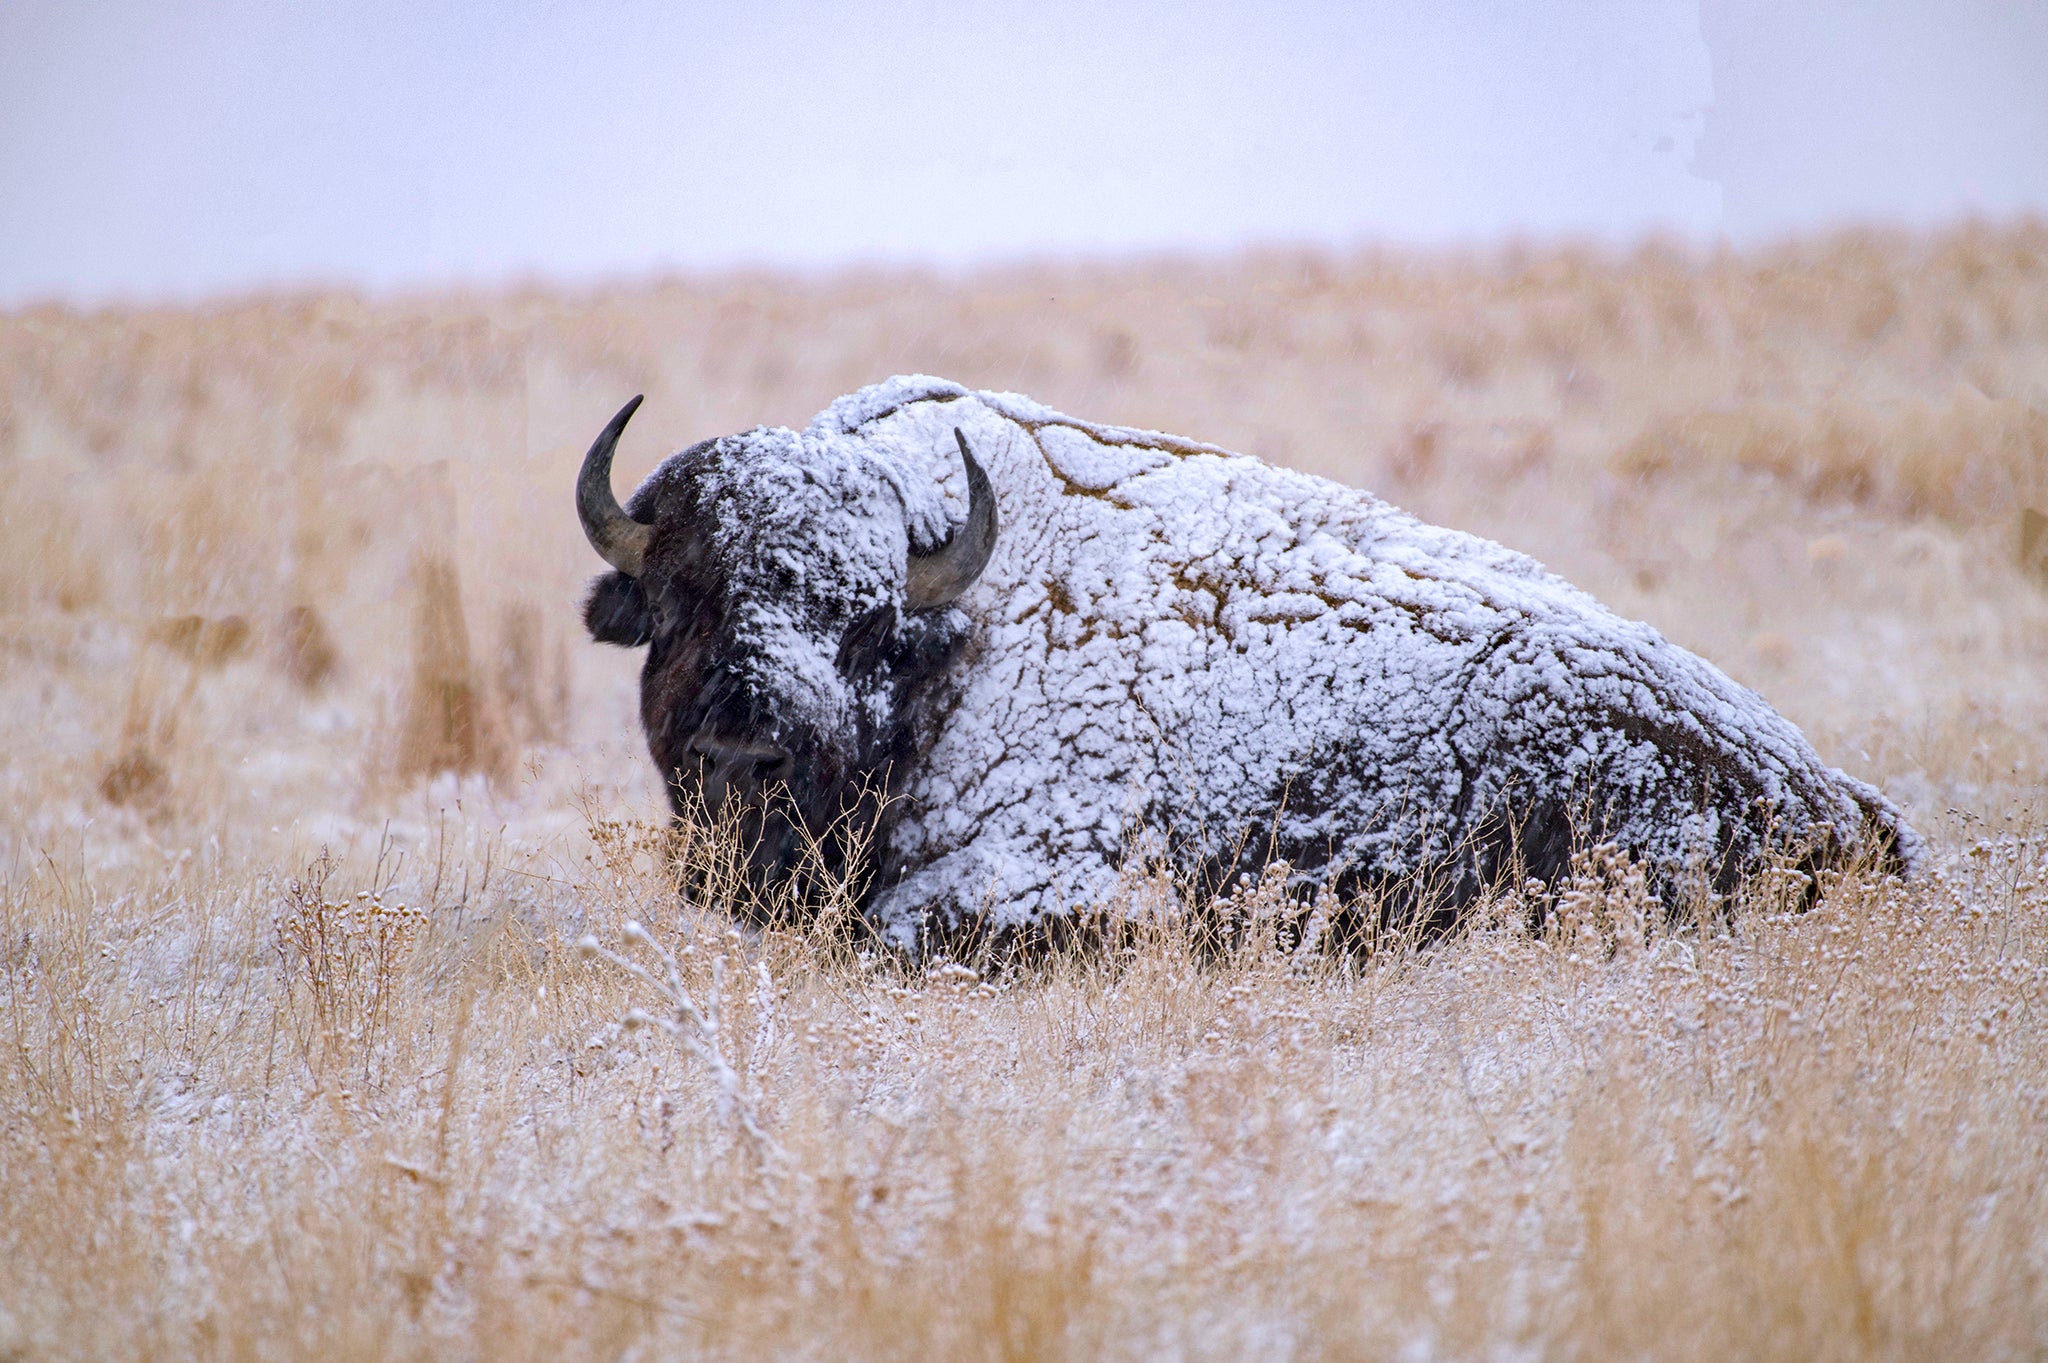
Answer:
394;553;508;783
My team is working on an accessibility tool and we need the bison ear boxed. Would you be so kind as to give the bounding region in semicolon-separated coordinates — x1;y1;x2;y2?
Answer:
583;572;654;647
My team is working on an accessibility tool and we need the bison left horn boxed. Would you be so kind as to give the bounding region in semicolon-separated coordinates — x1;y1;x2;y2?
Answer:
577;395;656;577
906;429;1000;610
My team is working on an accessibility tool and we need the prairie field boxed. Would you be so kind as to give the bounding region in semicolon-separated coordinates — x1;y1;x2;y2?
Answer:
3;222;2048;1360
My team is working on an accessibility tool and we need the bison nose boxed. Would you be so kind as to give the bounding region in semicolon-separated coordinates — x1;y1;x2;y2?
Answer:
687;734;794;811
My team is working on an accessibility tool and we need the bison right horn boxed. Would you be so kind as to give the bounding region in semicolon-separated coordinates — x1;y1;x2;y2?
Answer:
906;429;1000;610
577;395;656;577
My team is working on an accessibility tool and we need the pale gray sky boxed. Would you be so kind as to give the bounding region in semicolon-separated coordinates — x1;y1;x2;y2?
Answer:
2;0;2043;305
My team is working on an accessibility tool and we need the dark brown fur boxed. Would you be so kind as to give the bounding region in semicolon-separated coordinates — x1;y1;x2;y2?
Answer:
584;448;970;917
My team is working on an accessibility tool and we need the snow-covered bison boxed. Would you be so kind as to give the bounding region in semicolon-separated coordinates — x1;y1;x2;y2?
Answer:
578;376;1917;947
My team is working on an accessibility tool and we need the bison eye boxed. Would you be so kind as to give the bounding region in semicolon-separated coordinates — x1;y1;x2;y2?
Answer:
835;603;897;677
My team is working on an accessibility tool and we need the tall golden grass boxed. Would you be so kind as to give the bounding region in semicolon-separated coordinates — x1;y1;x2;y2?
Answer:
1;221;2045;1358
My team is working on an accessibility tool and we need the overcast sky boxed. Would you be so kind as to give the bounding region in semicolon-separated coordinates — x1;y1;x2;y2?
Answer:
3;0;2045;306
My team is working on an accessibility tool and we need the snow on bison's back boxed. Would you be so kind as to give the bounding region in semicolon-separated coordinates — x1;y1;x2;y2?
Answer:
575;375;1919;946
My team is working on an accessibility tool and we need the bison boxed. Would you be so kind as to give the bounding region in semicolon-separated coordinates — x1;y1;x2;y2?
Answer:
578;376;1917;947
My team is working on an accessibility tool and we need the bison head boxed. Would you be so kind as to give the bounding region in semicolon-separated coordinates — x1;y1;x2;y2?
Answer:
576;396;997;903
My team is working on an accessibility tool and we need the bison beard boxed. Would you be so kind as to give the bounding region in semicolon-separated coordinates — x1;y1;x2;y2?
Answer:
578;376;1920;949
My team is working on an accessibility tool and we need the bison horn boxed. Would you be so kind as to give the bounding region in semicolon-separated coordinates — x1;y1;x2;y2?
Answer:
906;429;1000;611
577;395;655;577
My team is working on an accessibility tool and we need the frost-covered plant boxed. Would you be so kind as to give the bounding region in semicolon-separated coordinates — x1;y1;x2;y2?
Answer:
274;848;426;1087
577;921;782;1162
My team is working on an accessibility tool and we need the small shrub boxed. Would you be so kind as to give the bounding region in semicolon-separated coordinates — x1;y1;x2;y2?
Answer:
278;603;340;690
274;848;426;1086
95;749;167;807
96;657;199;810
2022;507;2048;585
146;613;252;669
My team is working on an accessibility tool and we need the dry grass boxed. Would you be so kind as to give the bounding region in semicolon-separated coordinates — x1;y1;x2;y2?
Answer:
2;220;2046;1359
1;812;2042;1360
